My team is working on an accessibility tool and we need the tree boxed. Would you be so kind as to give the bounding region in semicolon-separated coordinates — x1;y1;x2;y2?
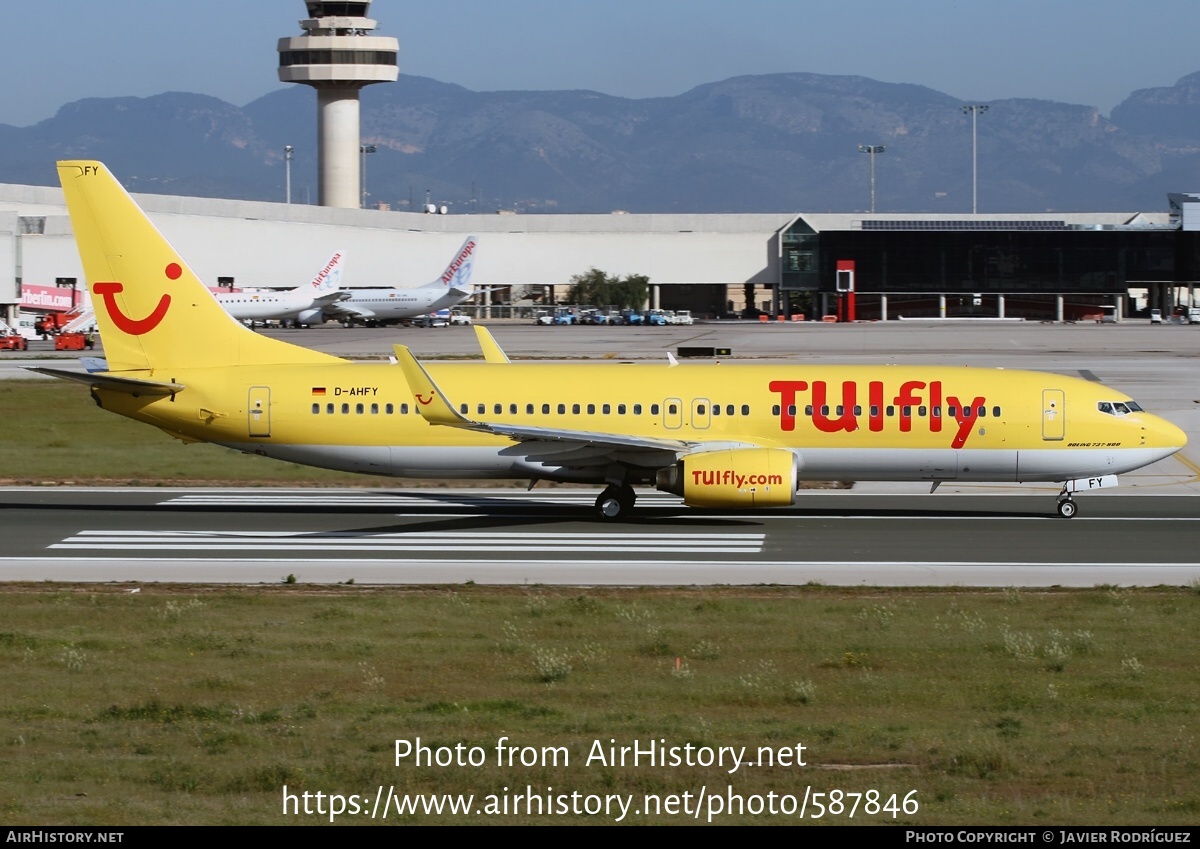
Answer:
567;268;649;309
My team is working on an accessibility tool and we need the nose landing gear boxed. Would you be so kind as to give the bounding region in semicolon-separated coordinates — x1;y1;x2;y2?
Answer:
1056;485;1078;519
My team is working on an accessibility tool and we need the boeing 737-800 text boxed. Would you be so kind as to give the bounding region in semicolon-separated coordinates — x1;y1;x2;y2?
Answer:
35;162;1187;520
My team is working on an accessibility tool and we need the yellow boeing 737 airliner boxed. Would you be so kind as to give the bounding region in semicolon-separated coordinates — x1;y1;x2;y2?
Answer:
37;161;1187;520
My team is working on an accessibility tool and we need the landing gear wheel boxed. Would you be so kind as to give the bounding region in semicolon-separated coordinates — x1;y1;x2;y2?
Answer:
595;484;636;521
1056;498;1077;519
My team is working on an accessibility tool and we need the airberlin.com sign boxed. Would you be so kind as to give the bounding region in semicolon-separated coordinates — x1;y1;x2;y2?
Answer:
21;285;79;312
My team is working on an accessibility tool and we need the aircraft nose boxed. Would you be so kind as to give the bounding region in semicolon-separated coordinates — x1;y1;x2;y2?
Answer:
1144;414;1188;454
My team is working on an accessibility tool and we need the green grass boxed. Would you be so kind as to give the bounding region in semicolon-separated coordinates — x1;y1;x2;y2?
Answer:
0;380;399;485
1;584;1197;825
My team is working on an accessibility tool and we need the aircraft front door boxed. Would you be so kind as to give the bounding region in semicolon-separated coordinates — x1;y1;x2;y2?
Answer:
1042;389;1065;441
248;386;271;437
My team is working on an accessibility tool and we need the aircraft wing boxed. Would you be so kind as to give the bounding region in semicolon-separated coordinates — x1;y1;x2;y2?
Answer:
392;344;696;467
313;291;350;306
324;302;376;319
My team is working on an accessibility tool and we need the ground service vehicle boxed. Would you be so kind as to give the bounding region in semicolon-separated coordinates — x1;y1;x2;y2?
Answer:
0;321;28;350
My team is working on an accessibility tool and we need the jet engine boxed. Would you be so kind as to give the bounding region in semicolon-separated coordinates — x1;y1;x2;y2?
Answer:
655;447;797;508
296;308;325;327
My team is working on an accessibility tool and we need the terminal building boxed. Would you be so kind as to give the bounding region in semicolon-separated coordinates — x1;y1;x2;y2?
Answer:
1;180;1198;326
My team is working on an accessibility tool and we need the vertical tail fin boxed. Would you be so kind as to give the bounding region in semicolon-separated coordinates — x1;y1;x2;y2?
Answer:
438;236;477;294
297;250;345;296
57;161;339;373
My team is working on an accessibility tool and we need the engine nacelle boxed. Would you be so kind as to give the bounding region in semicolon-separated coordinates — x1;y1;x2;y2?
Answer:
656;447;797;508
296;308;325;326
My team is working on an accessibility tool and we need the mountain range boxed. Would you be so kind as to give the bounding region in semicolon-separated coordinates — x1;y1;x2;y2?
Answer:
3;71;1200;214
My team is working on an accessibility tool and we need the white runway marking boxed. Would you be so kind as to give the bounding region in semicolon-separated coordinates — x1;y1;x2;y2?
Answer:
51;530;765;555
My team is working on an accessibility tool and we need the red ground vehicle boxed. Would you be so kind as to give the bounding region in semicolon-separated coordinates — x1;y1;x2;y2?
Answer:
54;332;87;351
0;322;28;351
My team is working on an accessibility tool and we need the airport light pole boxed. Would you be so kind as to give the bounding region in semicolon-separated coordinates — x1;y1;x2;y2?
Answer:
284;145;294;205
857;144;886;213
962;104;988;214
360;144;377;209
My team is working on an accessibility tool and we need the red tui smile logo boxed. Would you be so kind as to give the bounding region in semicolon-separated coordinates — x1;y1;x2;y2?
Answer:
92;263;181;335
416;393;435;406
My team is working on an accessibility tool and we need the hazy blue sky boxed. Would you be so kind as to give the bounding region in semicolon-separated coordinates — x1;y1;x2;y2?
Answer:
4;0;1198;127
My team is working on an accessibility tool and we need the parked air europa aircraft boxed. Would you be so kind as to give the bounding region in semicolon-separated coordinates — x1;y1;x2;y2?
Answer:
38;162;1187;520
214;250;346;324
321;236;478;327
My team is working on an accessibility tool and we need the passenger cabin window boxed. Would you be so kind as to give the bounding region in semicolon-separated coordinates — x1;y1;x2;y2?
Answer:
572;403;581;415
651;404;660;415
587;404;596;415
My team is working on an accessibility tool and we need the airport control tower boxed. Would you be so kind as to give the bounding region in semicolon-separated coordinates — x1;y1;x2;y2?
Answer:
278;2;398;208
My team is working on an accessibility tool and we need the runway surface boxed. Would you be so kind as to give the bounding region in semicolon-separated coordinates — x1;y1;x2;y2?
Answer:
2;487;1199;587
5;320;1199;587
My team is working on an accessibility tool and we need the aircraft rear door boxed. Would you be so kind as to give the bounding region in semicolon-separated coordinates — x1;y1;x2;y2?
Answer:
1042;389;1065;441
248;386;271;437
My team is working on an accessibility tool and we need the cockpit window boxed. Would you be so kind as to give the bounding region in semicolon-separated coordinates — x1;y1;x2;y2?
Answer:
1098;400;1143;416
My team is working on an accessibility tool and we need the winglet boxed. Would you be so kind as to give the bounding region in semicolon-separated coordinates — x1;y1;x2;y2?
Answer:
474;325;510;364
392;344;473;427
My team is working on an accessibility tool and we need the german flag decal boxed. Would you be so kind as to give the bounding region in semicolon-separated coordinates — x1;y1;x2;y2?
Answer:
312;387;326;396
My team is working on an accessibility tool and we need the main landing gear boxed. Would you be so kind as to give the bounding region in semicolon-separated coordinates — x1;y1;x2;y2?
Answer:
595;484;636;520
1056;486;1078;519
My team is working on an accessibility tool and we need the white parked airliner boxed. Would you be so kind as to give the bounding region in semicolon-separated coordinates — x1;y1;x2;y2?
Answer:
215;251;346;325
324;237;478;327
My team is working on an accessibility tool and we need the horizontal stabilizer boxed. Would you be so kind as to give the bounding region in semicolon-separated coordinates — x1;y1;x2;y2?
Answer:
27;367;184;396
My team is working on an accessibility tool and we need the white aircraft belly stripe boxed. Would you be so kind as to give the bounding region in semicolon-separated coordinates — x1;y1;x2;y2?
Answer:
160;493;685;507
